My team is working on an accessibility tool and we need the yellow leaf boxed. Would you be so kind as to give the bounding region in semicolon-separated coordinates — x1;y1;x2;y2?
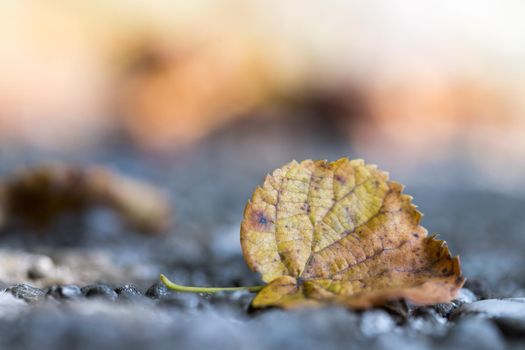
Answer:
241;158;464;309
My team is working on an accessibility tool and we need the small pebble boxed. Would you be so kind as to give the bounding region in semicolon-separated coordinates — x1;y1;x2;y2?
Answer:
455;298;525;319
5;284;46;303
115;284;143;301
145;283;169;300
453;288;478;305
81;284;118;301
431;303;456;318
145;282;202;309
360;310;396;337
46;285;83;300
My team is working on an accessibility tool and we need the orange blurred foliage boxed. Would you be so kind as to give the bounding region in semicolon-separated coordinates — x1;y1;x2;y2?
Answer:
0;0;524;175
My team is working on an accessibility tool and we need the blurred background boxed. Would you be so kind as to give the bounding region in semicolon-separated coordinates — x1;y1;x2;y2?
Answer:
0;1;525;348
1;0;525;190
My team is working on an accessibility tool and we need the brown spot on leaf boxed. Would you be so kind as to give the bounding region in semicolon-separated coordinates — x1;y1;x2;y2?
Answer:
334;174;345;184
241;158;464;310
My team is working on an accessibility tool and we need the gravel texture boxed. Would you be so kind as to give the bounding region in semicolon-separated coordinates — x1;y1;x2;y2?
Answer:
0;113;524;349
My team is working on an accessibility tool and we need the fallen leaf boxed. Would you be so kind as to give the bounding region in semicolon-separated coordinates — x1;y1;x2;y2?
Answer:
241;158;464;309
0;164;171;234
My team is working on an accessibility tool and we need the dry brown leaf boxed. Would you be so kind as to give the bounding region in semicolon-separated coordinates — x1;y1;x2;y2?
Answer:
240;158;464;309
0;164;170;234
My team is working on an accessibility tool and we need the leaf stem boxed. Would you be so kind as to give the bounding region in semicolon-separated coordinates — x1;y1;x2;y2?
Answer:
160;274;265;294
